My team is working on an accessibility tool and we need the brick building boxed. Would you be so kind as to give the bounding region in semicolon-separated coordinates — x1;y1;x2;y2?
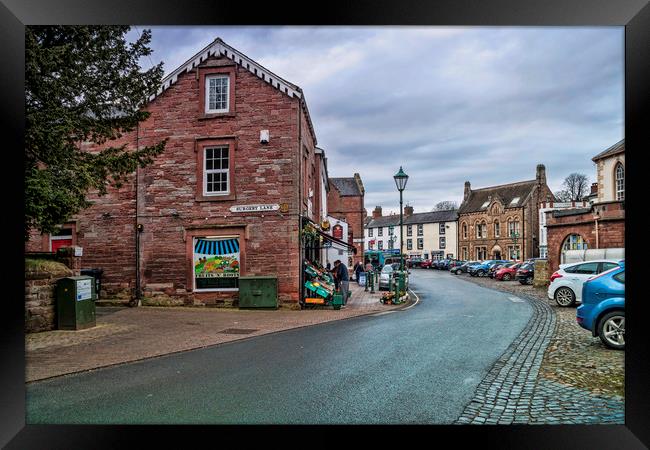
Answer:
457;165;554;261
26;37;331;307
327;174;366;267
545;140;625;272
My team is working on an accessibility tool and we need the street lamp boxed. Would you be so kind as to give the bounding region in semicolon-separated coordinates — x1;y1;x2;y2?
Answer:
511;231;520;260
393;166;409;271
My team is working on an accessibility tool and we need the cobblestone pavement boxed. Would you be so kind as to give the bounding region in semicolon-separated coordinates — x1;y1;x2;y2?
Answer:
452;271;624;425
26;280;407;382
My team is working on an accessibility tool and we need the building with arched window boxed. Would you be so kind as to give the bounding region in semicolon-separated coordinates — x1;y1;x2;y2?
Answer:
545;139;625;272
458;164;554;262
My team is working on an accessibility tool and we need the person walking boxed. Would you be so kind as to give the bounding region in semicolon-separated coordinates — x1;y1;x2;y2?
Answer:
334;260;350;305
353;261;363;282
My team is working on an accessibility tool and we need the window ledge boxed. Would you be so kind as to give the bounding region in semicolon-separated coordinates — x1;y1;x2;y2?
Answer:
196;193;236;202
199;112;236;120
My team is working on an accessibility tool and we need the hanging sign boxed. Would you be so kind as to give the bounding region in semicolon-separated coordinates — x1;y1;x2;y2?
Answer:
332;224;344;240
229;204;279;213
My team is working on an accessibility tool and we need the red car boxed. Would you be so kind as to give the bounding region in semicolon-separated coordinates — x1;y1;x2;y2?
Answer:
420;259;433;269
495;262;523;281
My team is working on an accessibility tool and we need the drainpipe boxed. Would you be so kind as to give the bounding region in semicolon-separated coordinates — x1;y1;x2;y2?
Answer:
595;216;600;249
298;101;304;307
133;122;142;307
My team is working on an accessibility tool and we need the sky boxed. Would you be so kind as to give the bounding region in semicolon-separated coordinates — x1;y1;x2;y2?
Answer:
128;26;624;215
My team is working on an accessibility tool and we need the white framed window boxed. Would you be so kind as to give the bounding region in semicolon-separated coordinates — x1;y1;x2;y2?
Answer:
494;220;500;238
378;227;383;237
417;238;424;249
407;239;413;250
407;225;412;237
204;146;230;196
462;223;467;239
368;228;373;237
615;163;624;200
417;224;423;236
439;237;446;249
205;74;229;113
439;223;445;235
476;246;487;260
378;240;384;250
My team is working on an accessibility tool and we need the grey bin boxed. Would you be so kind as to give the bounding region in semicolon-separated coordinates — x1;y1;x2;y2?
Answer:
238;276;278;309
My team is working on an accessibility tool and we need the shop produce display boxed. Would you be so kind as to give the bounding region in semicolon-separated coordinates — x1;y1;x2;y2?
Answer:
303;260;339;309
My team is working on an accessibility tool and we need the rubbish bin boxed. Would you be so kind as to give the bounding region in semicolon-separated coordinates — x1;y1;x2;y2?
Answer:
56;276;96;330
238;276;278;308
80;268;103;300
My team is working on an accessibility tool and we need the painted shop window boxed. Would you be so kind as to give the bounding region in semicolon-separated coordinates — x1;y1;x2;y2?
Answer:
193;237;240;291
417;238;424;250
205;74;229;113
417;224;423;236
615;163;624;200
407;225;412;237
439;237;446;249
562;234;588;251
204;146;230;195
439;223;445;234
50;227;73;252
407;239;413;250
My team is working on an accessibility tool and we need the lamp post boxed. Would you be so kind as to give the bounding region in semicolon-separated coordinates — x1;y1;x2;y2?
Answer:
393;167;409;271
511;231;520;260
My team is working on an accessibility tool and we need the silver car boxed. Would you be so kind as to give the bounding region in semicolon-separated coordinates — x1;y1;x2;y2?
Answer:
379;263;401;291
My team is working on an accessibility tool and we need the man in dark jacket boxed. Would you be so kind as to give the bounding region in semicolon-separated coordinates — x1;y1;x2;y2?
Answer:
333;260;349;305
353;261;363;282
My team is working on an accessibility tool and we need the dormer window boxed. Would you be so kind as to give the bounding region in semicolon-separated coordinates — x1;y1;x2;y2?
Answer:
205;74;229;113
481;201;490;209
509;197;520;206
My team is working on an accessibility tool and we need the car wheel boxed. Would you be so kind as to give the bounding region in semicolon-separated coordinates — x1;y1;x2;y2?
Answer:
598;311;625;350
554;287;576;307
502;273;511;281
477;270;486;277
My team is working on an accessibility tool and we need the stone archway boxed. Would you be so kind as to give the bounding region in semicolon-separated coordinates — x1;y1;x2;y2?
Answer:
491;245;502;260
560;233;588;265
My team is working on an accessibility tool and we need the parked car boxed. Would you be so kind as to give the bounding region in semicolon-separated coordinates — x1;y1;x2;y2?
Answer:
547;259;623;307
449;259;466;270
379;264;397;290
452;261;480;275
407;257;423;268
515;262;535;284
438;259;452;270
577;263;625;350
420;259;433;269
488;261;512;278
469;260;509;277
495;262;523;281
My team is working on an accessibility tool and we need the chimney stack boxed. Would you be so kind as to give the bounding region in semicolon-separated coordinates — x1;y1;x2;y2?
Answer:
404;205;414;217
372;206;382;218
464;181;471;201
590;182;598;195
536;164;547;185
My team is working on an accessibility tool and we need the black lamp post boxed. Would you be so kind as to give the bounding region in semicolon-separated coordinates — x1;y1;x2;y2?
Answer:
393;166;409;271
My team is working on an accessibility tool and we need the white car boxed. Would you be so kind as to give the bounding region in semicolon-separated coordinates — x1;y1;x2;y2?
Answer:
547;259;623;307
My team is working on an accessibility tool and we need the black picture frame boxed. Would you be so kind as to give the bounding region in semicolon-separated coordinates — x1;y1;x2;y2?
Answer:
2;0;648;447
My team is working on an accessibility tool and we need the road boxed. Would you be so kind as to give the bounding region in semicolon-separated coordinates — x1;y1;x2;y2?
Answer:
26;269;533;424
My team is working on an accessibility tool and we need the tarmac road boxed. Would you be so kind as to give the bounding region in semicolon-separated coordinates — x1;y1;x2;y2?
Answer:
26;269;533;424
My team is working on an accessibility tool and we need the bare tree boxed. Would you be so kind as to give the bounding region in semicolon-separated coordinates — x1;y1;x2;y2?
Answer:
432;200;458;211
557;173;589;201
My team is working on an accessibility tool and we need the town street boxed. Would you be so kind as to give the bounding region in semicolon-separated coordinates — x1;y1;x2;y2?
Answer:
26;270;533;424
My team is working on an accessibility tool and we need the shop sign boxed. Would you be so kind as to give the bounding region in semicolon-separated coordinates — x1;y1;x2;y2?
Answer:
332;224;344;240
194;237;240;290
353;238;364;243
229;204;279;213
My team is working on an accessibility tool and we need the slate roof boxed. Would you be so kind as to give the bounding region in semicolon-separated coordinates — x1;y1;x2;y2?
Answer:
551;207;593;218
366;210;458;228
458;180;538;214
330;178;362;196
592;139;625;162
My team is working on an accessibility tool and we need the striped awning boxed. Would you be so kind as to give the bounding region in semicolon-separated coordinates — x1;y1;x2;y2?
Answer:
194;238;240;255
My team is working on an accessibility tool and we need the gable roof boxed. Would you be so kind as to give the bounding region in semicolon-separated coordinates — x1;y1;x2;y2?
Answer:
366;210;458;228
592;139;625;162
330;178;362;196
146;37;316;144
458;180;538;215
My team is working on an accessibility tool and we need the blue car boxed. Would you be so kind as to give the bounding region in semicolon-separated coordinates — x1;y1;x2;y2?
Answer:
469;260;509;277
576;262;625;350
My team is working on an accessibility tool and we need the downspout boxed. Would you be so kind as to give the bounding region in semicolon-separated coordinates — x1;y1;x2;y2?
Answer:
134;122;142;307
298;100;304;307
595;216;600;249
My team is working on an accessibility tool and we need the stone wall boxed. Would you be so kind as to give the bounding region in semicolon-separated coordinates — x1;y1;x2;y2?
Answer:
533;259;550;288
25;259;73;333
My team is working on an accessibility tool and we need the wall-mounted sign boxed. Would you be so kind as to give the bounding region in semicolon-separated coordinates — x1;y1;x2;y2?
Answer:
74;246;83;257
279;203;289;213
332;224;344;240
321;220;331;231
230;204;280;213
353;238;365;243
76;279;92;301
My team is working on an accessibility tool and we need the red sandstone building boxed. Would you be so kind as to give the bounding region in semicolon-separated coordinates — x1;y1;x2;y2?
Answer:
327;174;366;267
26;38;334;306
545;140;625;272
457;165;554;261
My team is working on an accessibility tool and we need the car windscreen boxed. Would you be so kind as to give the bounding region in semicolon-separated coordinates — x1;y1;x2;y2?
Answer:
381;265;393;273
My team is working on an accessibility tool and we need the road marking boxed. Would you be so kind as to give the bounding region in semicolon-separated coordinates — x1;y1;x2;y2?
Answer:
403;289;420;310
374;311;397;316
508;296;525;303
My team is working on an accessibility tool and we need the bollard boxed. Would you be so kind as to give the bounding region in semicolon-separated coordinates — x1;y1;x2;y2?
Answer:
370;271;375;293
